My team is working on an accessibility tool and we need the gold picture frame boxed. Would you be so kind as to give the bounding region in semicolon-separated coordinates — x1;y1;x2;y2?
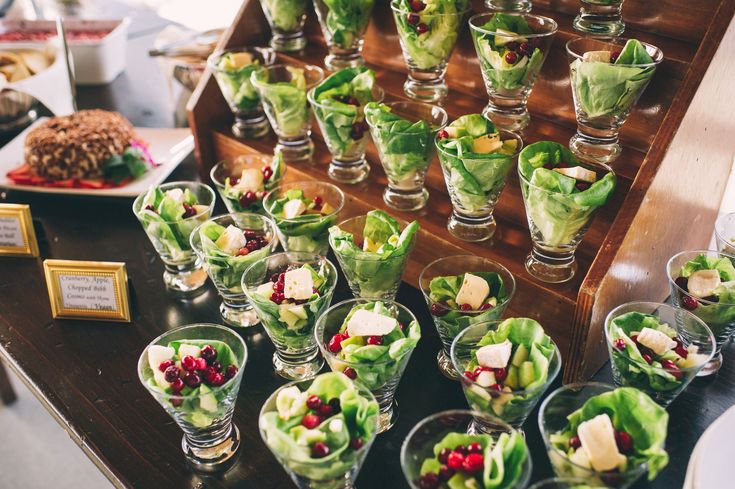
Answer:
0;204;39;257
43;260;131;322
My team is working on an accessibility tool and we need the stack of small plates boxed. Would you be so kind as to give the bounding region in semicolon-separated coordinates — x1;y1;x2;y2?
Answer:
683;404;735;489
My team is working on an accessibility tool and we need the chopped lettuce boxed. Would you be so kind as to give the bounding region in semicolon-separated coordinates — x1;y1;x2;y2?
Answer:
315;0;374;49
266;188;339;254
253;66;310;138
260;0;307;33
221;153;284;213
214;52;264;110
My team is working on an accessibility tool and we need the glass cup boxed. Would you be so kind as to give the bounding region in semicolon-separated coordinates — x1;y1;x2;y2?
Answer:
436;128;523;242
667;250;735;376
567;37;663;164
133;182;215;297
243;252;338;380
308;84;384;184
315;298;420;432
604;302;715;406
573;0;625;37
451;320;561;429
328;214;416;301
715;212;735;257
259;0;308;52
190;213;278;328
401;410;532;489
208;47;276;139
486;0;532;12
137;323;247;471
470;13;558;132
259;374;379;489
519;161;615;284
251;64;325;162
264;180;345;255
530;477;608;489
538;382;651;488
366;100;447;211
390;3;469;102
210;154;284;214
313;0;375;70
419;255;516;379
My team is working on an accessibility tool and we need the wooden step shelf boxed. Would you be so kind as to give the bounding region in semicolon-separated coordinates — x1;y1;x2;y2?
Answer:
189;0;735;381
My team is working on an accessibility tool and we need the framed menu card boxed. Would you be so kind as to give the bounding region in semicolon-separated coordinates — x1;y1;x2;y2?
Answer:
0;204;39;257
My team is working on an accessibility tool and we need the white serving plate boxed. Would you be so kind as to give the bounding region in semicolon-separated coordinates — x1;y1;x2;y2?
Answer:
685;403;735;489
0;117;193;197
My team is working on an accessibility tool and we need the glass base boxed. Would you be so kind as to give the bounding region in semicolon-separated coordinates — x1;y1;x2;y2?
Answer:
325;52;364;71
383;186;428;212
437;350;460;380
377;398;398;433
573;15;625;37
163;264;208;298
697;352;723;376
276;138;314;163
448;212;496;243
404;75;448;103
232;117;269;139
525;247;577;284
483;102;529;132
220;302;260;328
270;33;306;53
485;0;532;12
469;418;525;435
570;132;621;164
328;157;370;184
182;423;240;472
273;351;324;381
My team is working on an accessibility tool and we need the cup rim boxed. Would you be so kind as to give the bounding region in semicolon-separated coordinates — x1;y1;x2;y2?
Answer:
517;160;615;197
365;100;448;135
206;46;277;72
209;154;274;188
390;3;470;16
328;213;416;260
468;12;559;37
189;212;278;258
714;212;735;246
307;83;385;110
528;476;601;489
565;36;664;67
435;127;524;160
666;250;735;306
133;181;216;224
251;63;325;90
263;180;345;223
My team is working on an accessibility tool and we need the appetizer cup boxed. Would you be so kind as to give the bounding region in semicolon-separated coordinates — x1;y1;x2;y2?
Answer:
567;37;663;164
208;47;276;139
529;477;607;489
315;298;420;432
390;1;470;102
210;153;284;214
469;13;558;132
715;212;735;257
485;0;532;12
366;100;448;211
667;250;735;376
419;255;516;379
401;410;532;489
251;64;325;162
259;373;379;489
313;0;375;70
264;180;345;255
133;182;215;297
191;213;278;328
137;324;247;471
573;0;625;37
604;302;715;406
259;0;308;52
243;252;338;380
451;320;561;429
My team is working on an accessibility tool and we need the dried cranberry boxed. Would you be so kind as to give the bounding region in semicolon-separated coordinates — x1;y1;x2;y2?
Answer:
472;367;486;379
446;451;465;470
317;404;333;417
570;435;581;449
350;437;364;450
225;365;238;379
518;42;531;56
158;359;174;372
306;395;322;410
438;447;451;464
270;273;280;283
674;276;688;290
210;361;222;372
314;196;324;206
489;383;502;391
328;334;346;353
505;41;519;51
410;0;426;11
343;367;357;379
200;345;217;362
407;13;420;25
144;204;155;212
464;370;477;381
273;281;285;293
194;357;207;371
675;346;689;359
243;230;257;240
239;192;255;207
170;377;184;392
416;23;429;34
614;338;627;351
209;372;225;386
642;353;653;364
311;441;330;458
460;303;473;312
418;473;440;489
262;166;274;181
454;445;468;455
301;414;322;429
164;365;181;383
504;51;518;64
437;129;449;139
181;355;197;372
682;295;698;310
462;453;484;473
467;442;483;454
439;465;454;481
576;182;591;191
246;239;261;251
480;303;493;310
183;371;201;388
182;203;196;218
610;50;621;63
367;336;384;345
431;302;449;317
494;368;507;382
615;430;634;454
270;292;284;304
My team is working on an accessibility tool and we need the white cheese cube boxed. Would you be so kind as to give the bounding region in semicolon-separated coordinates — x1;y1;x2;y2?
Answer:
476;340;513;369
553;166;597;183
234;168;264;192
346;309;398;337
476;370;497;388
687;269;721;298
165;188;185;203
583;50;612;63
569;446;592;469
328;419;344;433
577;414;627;472
215;224;247;255
637;327;678;356
456;273;490;310
283;267;314;300
178;343;201;359
283;199;306;219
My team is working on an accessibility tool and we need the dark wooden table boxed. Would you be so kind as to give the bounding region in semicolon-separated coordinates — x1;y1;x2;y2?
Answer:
1;5;733;489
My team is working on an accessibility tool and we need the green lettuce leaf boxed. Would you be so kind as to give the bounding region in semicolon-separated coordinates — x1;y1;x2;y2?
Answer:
260;0;307;32
318;0;374;49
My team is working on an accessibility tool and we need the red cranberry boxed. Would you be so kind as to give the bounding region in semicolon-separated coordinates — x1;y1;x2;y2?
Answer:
467;442;483;454
438;447;451;464
439;465;454;481
144;204;155;212
472;366;487;379
209;372;225;386
278;273;286;283
407;13;420;25
675;276;689;290
350;122;366;140
311;441;330;458
610;50;621;63
262;166;274;181
446;451;465;470
314;196;323;206
570;436;581;449
576;182;591;191
494;368;507;382
431;302;449;317
317;404;333;417
615;430;634;454
170;377;184;392
460;303;473;311
343;367;357;379
350;437;364;450
210;361;222;372
164;365;180;382
489;383;502;391
518;42;531;56
454;445;468;455
328;334;346;353
505;41;519;51
661;360;683;380
184;371;201;388
416;23;429;34
301;414;323;429
273;280;285;293
418;473;440;489
505;51;518;64
225;364;238;379
170;398;182;407
462;453;484;473
194;357;207;371
480;303;493;310
437;129;449;139
410;0;426;11
181;355;197;372
329;398;341;413
159;359;174;372
182;203;196;218
243;230;257;240
682;295;698;310
270;273;280;283
464;370;477;381
631;334;639;344
675;346;689;359
236;248;249;256
642;353;653;364
306;395;322;410
246;239;262;251
614;338;627;351
271;292;285;304
367;336;384;345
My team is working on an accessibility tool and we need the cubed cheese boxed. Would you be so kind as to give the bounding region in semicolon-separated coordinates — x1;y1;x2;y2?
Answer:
637;327;677;356
147;345;175;372
234;168;264;192
165;188;185;203
577;414;627;472
476;340;513;369
455;273;490;310
215;224;247;255
283;267;314;300
687;269;721;298
283;199;306;219
328;418;344;433
178;343;201;359
476;370;497;388
472;135;503;154
582;50;612;63
553;166;597;183
346;309;398;337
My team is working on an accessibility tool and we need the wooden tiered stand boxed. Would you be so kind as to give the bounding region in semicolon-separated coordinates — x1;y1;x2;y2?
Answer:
189;0;735;382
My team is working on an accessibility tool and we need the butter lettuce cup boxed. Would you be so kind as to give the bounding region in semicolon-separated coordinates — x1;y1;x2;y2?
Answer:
315;299;421;432
138;323;247;472
265;180;345;255
313;0;375;70
420;255;516;379
573;0;625;38
715;212;735;257
451;318;561;430
666;250;735;376
243;252;338;380
604;301;715;406
210;153;285;214
401;409;532;489
259;0;308;52
133;182;215;297
539;383;669;488
259;373;379;489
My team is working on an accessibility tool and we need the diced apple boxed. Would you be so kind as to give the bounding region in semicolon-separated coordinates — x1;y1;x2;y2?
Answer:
687;269;721;298
320;202;335;215
256;282;275;297
283;199;306;219
456;273;490;310
227;51;253;69
178;343;201;359
582;50;612;63
148;345;175;372
472;134;502;154
553;166;597;183
476;370;497;387
445;126;460;138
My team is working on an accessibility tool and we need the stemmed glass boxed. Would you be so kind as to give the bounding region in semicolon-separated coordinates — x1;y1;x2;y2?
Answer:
530;477;608;489
209;154;284;214
573;0;626;37
312;0;375;70
259;0;308;52
485;0;532;13
469;13;558;132
715;212;735;256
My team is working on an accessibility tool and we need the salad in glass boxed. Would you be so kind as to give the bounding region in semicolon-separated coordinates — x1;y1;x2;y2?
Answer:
518;141;616;284
313;0;375;70
315;299;421;432
436;114;522;242
210;153;284;214
715;212;735;257
133;182;215;296
452;318;561;429
365;100;447;211
329;210;419;300
259;0;308;52
573;0;625;38
243;253;338;380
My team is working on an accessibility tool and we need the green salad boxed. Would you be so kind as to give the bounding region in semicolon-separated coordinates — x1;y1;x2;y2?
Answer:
253;66;309;137
549;387;668;481
266;188;338;253
143;340;241;429
221;153;284;213
436;114;518;214
519;141;616;248
315;0;374;49
259;373;379;480
675;253;735;329
570;39;657;119
416;431;528;489
472;13;546;92
329;210;419;299
324;301;421;390
391;0;469;69
214;51;265;110
260;0;307;32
